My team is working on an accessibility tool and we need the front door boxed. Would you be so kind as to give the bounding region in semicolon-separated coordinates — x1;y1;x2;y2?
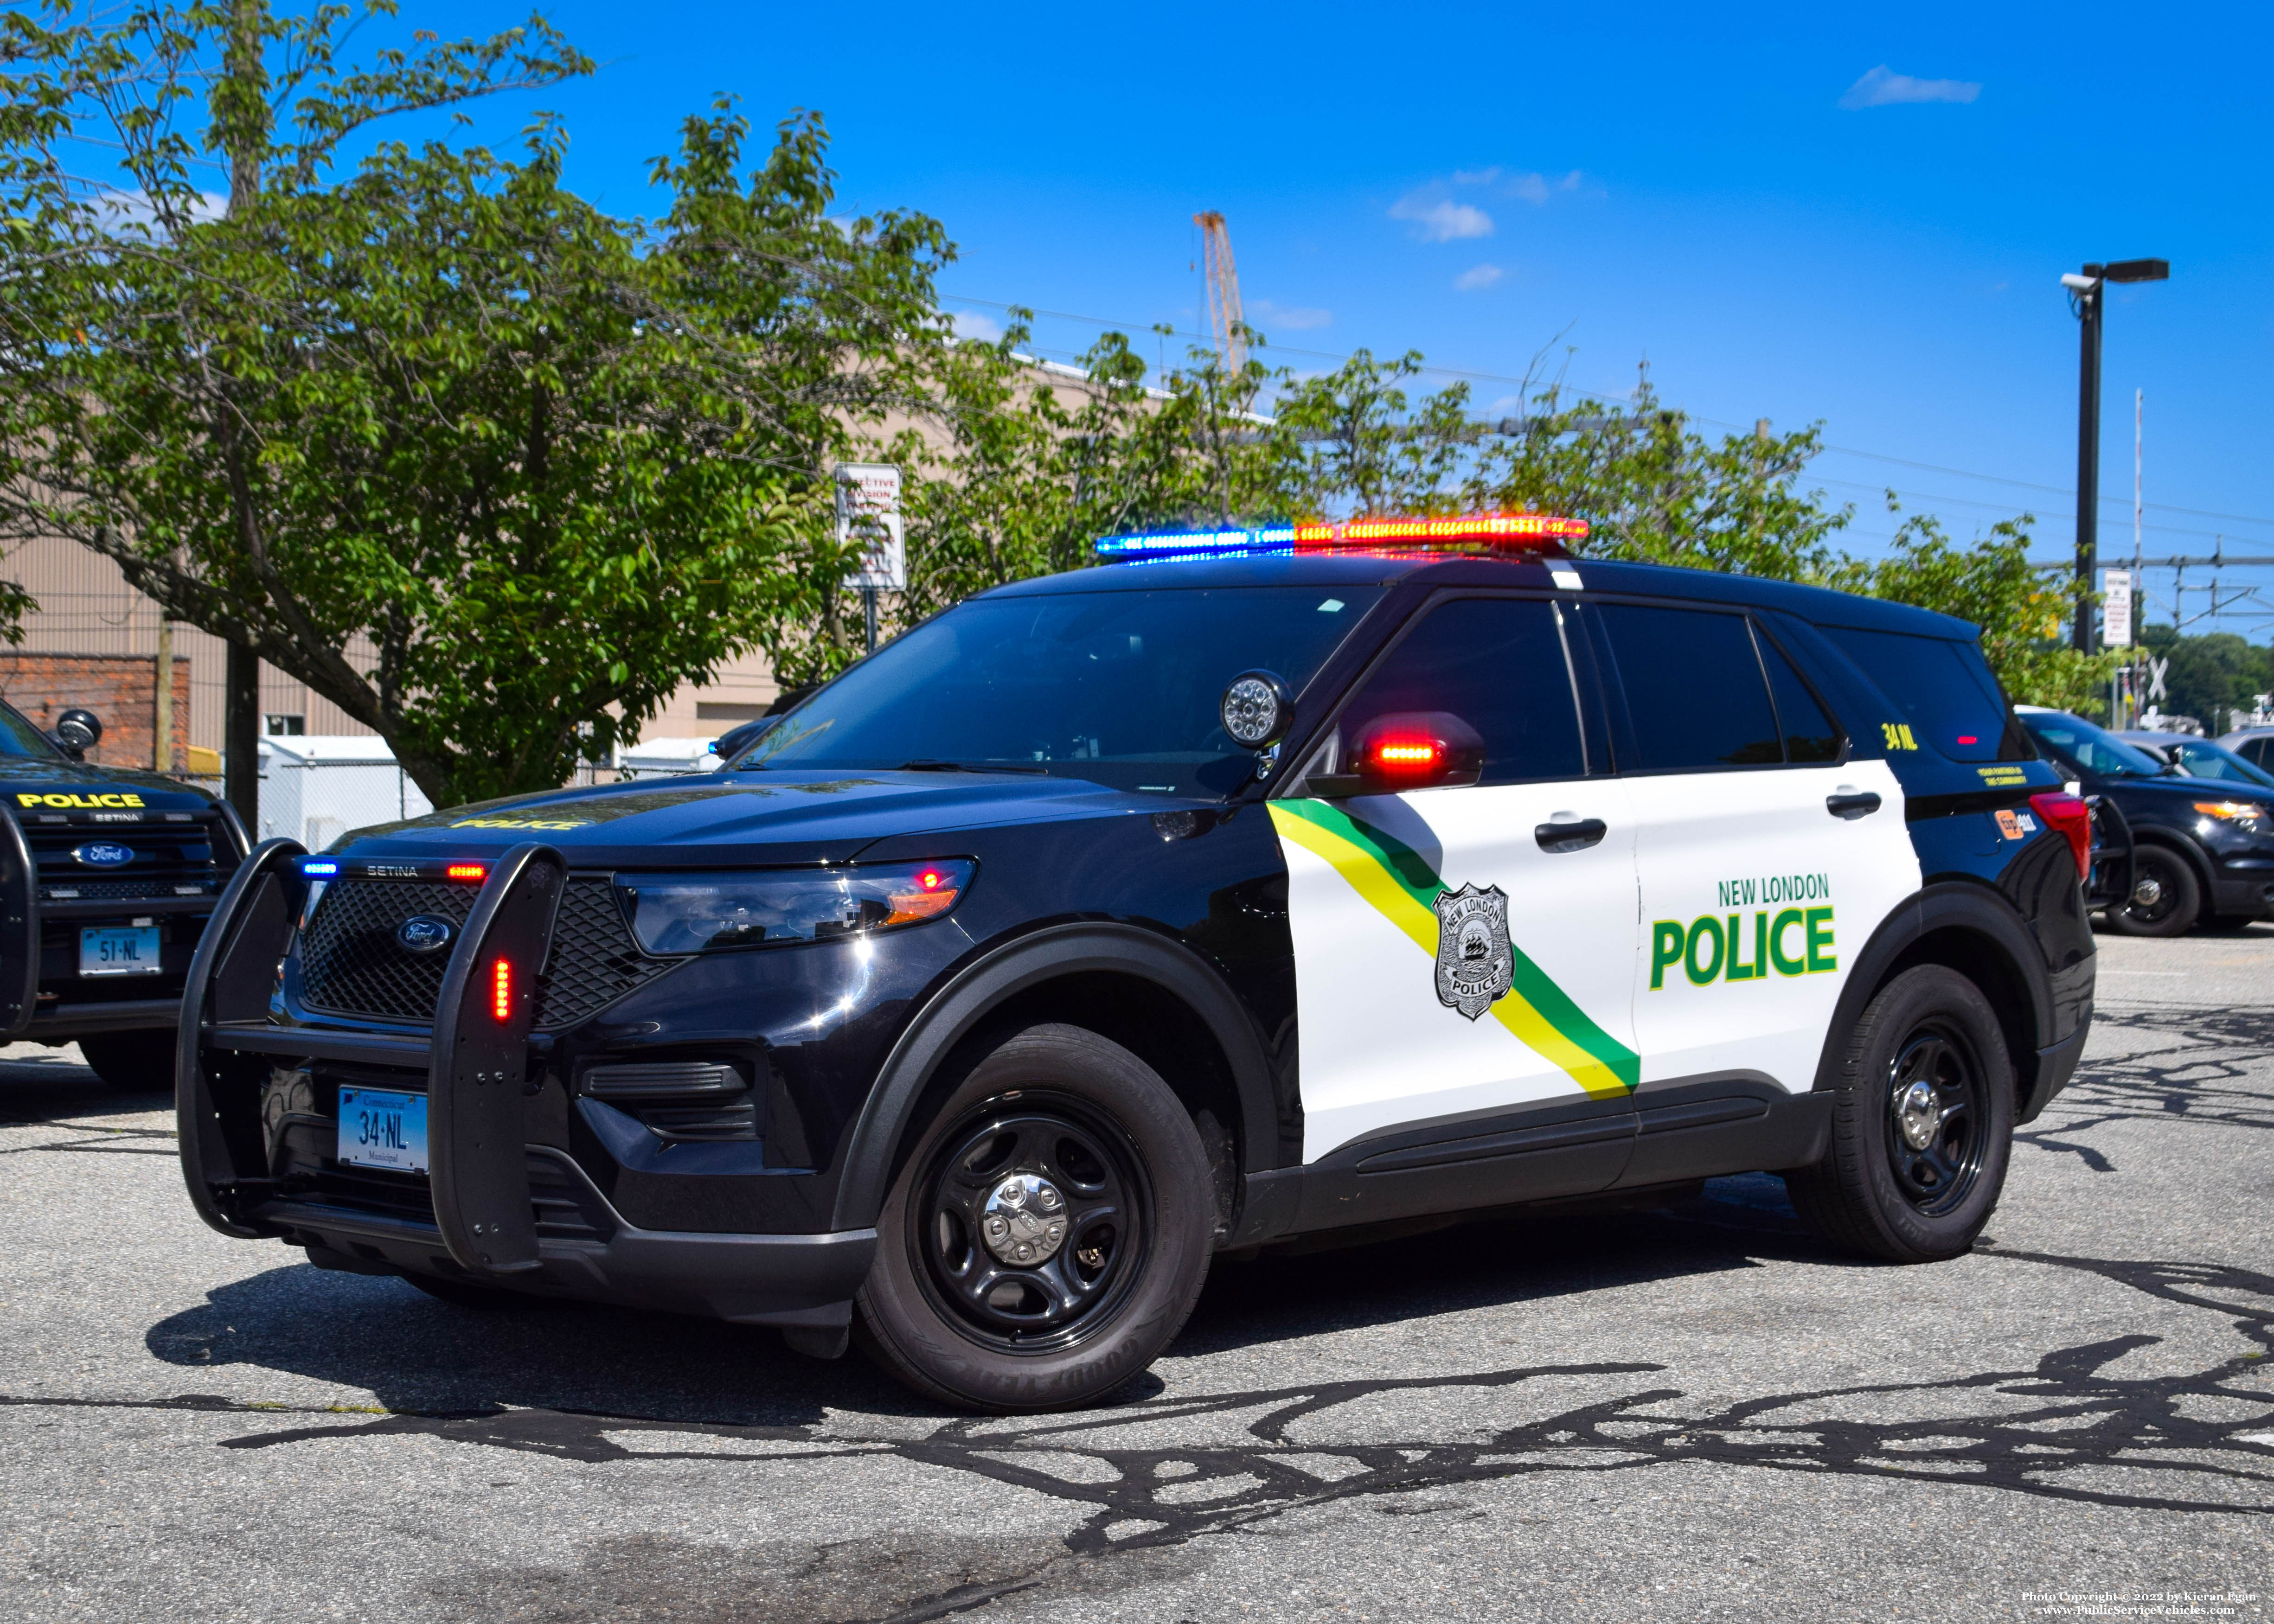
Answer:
1273;595;1641;1164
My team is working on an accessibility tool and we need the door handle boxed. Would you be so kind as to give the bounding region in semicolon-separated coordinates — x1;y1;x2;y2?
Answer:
1826;790;1882;820
1535;816;1608;854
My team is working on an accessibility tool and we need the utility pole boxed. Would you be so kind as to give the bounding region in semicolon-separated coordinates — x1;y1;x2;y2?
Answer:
218;0;270;825
2061;258;2168;655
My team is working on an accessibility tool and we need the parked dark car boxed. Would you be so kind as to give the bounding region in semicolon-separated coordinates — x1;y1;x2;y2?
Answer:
2020;707;2274;935
0;701;249;1085
2119;730;2274;793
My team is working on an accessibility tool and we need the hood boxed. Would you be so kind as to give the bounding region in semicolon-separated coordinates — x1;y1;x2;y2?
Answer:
0;754;218;816
2093;771;2274;806
331;769;1173;866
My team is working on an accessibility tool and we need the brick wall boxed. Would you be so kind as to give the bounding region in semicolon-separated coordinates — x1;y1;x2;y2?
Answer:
0;653;192;771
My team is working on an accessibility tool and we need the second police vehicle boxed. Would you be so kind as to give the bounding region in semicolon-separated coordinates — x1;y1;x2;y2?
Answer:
177;515;2095;1410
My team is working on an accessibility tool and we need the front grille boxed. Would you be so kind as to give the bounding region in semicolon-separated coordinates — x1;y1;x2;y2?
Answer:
297;874;674;1030
26;817;229;903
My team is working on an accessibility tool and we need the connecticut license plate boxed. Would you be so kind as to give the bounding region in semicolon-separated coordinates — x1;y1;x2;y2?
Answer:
336;1087;429;1174
78;925;160;977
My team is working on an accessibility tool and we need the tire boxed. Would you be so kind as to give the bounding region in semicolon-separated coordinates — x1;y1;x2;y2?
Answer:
402;1272;539;1310
854;1023;1215;1413
2200;914;2264;934
2104;845;2201;937
1786;965;2015;1264
77;1029;179;1093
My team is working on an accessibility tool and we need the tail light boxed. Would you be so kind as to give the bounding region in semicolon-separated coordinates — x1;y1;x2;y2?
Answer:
2030;792;2092;881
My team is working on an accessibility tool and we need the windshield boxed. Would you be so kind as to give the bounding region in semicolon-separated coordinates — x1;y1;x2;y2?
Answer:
739;585;1385;795
0;702;60;760
2019;711;2169;778
2160;737;2274;790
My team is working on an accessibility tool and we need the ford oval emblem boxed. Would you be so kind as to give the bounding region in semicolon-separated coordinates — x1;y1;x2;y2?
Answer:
71;841;135;869
396;915;455;954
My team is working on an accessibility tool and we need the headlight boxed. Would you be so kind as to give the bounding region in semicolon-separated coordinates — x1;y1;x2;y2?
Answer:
617;860;974;954
2193;801;2269;823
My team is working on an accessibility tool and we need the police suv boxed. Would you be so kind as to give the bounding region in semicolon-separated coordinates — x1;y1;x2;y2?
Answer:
0;702;247;1085
178;515;2094;1411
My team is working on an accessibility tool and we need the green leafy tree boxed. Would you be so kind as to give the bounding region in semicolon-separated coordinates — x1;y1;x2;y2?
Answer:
2136;626;2274;731
0;3;946;806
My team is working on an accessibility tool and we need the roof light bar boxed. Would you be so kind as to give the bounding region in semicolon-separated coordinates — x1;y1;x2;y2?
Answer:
1095;512;1588;563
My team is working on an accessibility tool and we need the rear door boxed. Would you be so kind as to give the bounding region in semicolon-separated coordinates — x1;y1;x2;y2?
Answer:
1273;594;1640;1164
1589;602;1918;1094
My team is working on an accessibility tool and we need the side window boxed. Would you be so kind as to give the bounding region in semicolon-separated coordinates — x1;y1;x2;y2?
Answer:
1335;597;1586;785
1594;603;1782;771
1758;633;1845;764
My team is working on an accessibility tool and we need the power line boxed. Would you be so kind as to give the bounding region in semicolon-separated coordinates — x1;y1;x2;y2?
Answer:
944;291;2274;534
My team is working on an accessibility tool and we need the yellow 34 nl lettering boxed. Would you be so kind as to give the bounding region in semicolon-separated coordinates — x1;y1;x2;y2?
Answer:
1650;921;1685;989
1769;908;1807;976
1684;916;1724;985
1805;907;1837;972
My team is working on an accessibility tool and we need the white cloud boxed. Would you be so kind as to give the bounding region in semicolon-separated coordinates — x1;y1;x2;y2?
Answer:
1389;192;1494;242
1454;264;1504;291
1838;65;1981;109
1249;298;1332;331
948;309;1003;341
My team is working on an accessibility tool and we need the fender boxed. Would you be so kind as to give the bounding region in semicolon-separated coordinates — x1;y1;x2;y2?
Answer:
1810;879;2066;1098
177;837;305;1239
827;921;1281;1233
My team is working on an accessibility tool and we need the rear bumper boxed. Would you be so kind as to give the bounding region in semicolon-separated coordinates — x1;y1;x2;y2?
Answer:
2020;1020;2090;1124
267;1153;874;1329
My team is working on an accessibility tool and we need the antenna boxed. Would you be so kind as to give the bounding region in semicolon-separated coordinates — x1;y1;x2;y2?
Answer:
1192;211;1246;373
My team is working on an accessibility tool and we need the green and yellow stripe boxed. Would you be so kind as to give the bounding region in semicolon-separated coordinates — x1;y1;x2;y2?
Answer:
1269;799;1640;1100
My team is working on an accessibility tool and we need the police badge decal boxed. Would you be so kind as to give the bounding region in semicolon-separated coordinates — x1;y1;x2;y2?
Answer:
1434;882;1515;1019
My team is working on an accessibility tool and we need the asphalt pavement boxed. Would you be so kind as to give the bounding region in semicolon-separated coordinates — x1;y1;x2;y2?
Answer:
3;926;2271;1622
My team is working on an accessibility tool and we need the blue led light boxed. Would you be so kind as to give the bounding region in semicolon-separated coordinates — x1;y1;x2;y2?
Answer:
301;859;339;876
1095;525;1296;561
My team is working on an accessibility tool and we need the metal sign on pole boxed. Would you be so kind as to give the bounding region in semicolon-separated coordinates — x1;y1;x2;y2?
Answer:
2102;569;2133;648
835;462;904;655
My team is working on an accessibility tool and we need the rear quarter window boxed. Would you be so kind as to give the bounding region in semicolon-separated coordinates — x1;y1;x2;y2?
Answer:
1820;627;2032;762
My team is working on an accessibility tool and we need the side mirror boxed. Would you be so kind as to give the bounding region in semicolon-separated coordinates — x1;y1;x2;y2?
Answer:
52;707;102;758
1308;711;1485;797
1220;670;1294;753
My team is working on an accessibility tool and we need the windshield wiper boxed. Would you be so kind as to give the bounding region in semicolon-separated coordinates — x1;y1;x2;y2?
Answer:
893;758;1051;776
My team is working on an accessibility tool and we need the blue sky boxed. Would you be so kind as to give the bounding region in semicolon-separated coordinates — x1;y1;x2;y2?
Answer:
360;1;2269;631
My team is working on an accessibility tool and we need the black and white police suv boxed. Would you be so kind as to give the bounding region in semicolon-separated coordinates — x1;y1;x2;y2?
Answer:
0;702;248;1086
178;513;2095;1411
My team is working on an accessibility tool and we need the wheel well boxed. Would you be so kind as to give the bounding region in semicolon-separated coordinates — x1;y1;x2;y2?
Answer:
897;971;1246;1238
2128;831;2211;895
1883;926;2037;1103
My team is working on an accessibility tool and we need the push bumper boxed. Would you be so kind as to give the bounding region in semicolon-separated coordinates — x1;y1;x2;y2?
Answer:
178;839;868;1325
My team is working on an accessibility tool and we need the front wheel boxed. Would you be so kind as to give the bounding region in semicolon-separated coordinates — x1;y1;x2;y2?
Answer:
855;1024;1215;1413
1787;965;2015;1263
2104;846;2201;937
77;1030;179;1093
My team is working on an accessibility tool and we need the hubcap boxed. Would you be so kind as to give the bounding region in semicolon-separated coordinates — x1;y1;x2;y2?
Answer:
2132;876;2164;908
915;1098;1149;1350
1883;1023;1987;1216
980;1173;1068;1265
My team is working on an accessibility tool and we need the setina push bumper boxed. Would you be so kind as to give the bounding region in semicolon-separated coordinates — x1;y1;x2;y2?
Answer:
175;839;875;1332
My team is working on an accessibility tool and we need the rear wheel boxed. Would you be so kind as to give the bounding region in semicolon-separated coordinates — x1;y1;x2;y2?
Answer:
1787;965;2014;1263
2105;846;2201;937
76;1030;178;1093
855;1023;1215;1413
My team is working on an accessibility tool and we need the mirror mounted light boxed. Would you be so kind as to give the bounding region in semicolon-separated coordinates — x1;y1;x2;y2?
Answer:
52;707;102;758
1220;670;1294;751
1307;711;1486;797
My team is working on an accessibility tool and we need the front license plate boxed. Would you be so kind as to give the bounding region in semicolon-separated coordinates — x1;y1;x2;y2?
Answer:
78;925;161;977
337;1088;429;1174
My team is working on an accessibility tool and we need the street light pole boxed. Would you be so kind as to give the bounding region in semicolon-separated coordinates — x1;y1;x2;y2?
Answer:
2062;257;2169;655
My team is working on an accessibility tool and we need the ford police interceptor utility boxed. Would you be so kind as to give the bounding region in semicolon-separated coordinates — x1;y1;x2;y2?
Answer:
177;514;2095;1411
0;700;248;1086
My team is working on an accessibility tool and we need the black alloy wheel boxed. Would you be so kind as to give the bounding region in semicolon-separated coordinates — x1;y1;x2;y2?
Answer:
2106;846;2200;937
915;1100;1147;1351
1787;965;2015;1263
856;1023;1216;1413
1882;1024;1988;1217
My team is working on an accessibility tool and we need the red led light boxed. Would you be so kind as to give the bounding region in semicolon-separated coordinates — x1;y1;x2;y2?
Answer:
1957;735;1979;745
1369;737;1442;773
491;957;512;1022
917;869;944;890
446;863;487;882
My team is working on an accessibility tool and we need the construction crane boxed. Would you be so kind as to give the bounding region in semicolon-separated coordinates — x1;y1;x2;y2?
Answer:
1193;211;1245;374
